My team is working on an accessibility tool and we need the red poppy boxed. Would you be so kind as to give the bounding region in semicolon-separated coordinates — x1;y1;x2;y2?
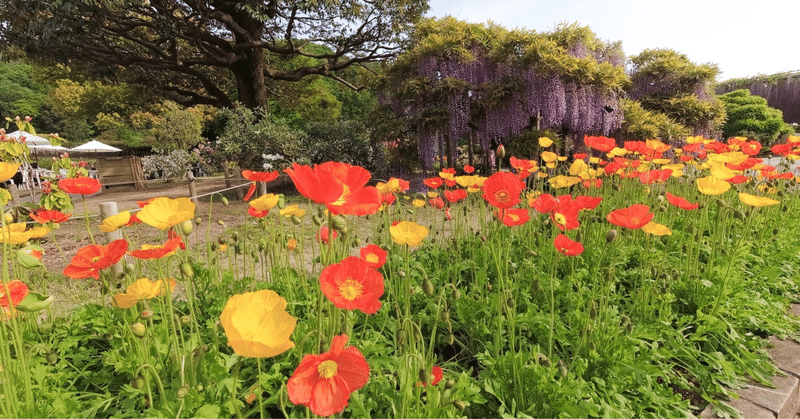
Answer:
319;256;384;314
727;174;750;184
584;135;616;153
441;168;456;175
553;234;584;256
242;170;279;201
168;230;186;250
606;204;654;229
63;239;128;279
285;162;381;216
772;143;792;156
315;226;338;244
418;366;443;387
509;157;537;175
359;244;387;269
29;209;71;224
126;212;142;226
463;165;475;174
741;140;762;156
529;193;559;214
705;141;728;154
496;208;530;227
129;235;183;260
444;178;457;187
0;280;29;307
639;169;672;185
287;334;369;417
423;177;443;189
574;195;603;211
665;193;698;210
58;177;102;195
624;141;646;154
444;189;468;203
247;206;270;218
582;178;603;189
482;172;525;209
551;204;580;231
381;193;396;206
429;197;445;210
573;153;588;160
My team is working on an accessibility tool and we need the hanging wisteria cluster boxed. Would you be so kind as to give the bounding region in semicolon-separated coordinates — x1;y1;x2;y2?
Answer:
378;19;628;171
717;72;800;125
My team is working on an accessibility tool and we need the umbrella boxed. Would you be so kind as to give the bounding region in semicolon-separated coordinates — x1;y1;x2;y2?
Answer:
6;130;53;146
69;140;122;153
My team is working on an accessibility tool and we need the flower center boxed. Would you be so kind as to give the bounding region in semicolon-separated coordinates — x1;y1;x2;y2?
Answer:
494;190;510;203
365;254;379;264
91;256;102;263
338;278;364;301
318;360;338;379
553;213;567;226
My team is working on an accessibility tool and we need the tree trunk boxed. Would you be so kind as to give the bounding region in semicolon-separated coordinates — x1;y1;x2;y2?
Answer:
232;48;269;110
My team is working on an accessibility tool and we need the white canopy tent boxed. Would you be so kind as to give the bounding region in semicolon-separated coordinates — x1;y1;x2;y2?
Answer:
69;140;122;153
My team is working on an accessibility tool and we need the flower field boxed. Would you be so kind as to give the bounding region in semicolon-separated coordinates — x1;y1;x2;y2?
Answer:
3;133;800;418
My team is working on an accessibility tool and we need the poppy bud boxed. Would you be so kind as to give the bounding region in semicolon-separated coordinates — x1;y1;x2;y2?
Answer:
418;369;431;385
291;215;302;225
46;352;58;364
131;322;146;338
453;400;466;412
773;228;779;236
180;262;194;278
195;384;204;392
116;271;126;280
658;205;667;212
447;333;455;345
535;353;551;367
422;279;435;296
656;195;665;202
445;379;455;389
311;215;322;226
131;377;145;389
530;279;540;294
733;210;745;220
195;217;202;225
451;289;461;300
181;315;191;325
331;215;347;231
528;249;538;257
217;220;226;226
506;297;515;308
397;270;406;278
177;386;190;399
4;212;14;223
589;301;598;319
558;360;567;377
277;194;285;209
140;310;154;320
486;283;492;291
496;144;506;159
612;184;621;191
715;198;729;208
480;235;487;242
696;201;705;209
180;220;193;235
440;310;450;322
606;229;617;242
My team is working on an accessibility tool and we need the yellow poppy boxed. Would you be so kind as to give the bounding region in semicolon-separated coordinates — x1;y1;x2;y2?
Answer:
138;197;196;230
427;192;439;199
389;221;428;247
376;178;401;194
709;164;736;181
738;192;779;207
685;135;705;144
0;162;19;183
0;223;49;245
99;211;131;233
412;199;426;208
455;175;486;189
438;172;455;180
113;277;176;309
707;151;748;165
549;175;582;189
569;159;588;177
0;189;10;205
250;193;280;212
642;222;671;236
541;151;558;163
219;289;297;358
538;137;553;147
279;204;306;218
696;176;731;196
607;147;627;157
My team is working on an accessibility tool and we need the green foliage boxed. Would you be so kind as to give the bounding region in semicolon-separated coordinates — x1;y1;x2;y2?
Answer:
214;105;307;170
617;98;690;141
718;89;793;144
302;120;374;170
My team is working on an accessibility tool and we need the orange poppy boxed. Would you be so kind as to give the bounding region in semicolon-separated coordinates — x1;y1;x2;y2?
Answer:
359;244;387;269
242;170;279;201
285;162;381;216
463;165;475;174
58;177;102;195
482;172;525;209
423;177;443;189
247;207;269;218
315;226;338;244
444;189;468;203
63;239;128;279
418;366;443;387
29;209;71;225
554;234;583;256
529;193;559;214
665;193;698;210
319;256;384;315
574;195;602;211
429;197;445;209
129;235;183;260
0;280;29;307
606;204;654;230
287;334;369;417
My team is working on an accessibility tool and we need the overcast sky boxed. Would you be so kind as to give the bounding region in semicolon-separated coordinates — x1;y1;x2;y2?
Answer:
425;0;800;81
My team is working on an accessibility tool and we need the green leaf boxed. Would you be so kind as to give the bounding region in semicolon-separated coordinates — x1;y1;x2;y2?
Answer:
16;292;53;312
194;404;220;418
